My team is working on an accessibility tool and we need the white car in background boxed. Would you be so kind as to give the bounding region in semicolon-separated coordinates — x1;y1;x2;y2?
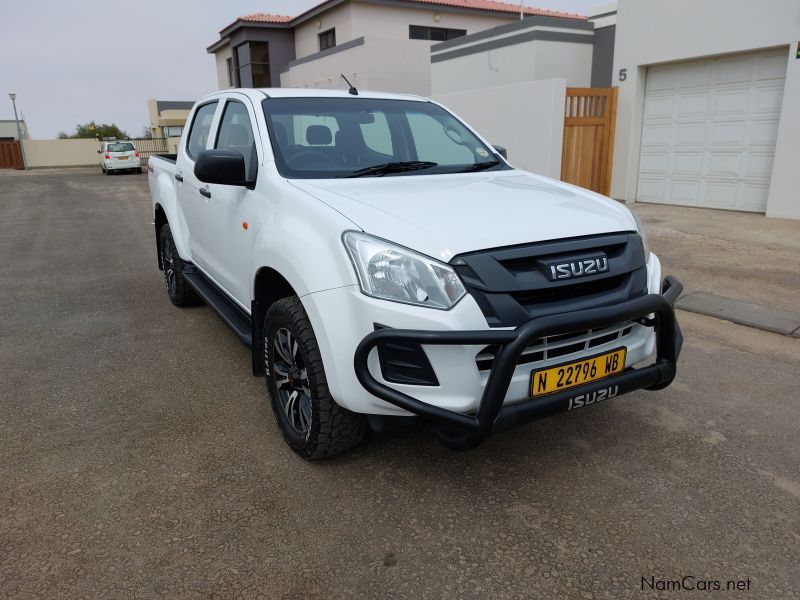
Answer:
99;140;142;175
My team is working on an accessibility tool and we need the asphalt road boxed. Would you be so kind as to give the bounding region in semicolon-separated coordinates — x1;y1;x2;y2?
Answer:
1;169;799;599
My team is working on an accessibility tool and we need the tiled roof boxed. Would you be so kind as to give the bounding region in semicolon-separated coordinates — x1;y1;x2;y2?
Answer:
231;0;586;30
238;13;293;24
406;0;586;20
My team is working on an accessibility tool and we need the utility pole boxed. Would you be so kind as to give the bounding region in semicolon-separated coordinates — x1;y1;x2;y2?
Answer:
520;0;524;20
8;92;28;170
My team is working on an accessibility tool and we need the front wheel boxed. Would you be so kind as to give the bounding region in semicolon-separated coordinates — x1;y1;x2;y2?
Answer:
265;297;366;459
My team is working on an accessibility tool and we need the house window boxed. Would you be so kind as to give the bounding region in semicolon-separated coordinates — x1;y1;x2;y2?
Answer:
319;28;336;51
234;42;271;88
409;25;467;41
164;126;184;137
226;57;239;87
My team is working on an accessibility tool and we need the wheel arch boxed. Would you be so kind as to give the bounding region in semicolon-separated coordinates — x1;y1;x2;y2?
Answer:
154;203;168;270
250;266;301;377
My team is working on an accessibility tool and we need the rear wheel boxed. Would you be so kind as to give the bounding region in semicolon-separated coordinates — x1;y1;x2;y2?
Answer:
137;167;143;174
158;224;199;307
265;297;366;459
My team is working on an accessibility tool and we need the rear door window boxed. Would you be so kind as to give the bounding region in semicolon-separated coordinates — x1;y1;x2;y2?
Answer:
186;102;218;159
107;143;134;152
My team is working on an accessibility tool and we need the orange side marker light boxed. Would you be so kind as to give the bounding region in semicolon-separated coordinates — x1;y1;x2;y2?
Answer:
242;221;249;230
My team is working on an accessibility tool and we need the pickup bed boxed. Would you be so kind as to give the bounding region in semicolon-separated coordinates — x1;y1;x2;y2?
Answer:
149;88;682;459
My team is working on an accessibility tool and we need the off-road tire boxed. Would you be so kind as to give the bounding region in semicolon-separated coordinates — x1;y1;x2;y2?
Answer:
265;296;366;459
159;223;200;307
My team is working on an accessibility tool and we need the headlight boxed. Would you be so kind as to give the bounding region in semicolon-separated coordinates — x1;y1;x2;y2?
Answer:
343;231;467;310
631;212;651;261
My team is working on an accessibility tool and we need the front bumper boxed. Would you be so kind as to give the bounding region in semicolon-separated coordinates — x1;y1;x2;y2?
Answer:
353;276;683;450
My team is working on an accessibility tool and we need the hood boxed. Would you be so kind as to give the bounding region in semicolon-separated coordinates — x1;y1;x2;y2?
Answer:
291;170;637;262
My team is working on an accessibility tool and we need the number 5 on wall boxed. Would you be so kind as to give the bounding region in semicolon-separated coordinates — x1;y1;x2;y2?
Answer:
619;68;627;81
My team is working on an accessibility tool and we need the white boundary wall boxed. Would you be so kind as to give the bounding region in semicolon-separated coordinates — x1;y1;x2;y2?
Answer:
434;79;567;179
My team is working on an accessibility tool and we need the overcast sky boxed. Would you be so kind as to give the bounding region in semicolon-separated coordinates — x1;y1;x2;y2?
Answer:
1;0;600;139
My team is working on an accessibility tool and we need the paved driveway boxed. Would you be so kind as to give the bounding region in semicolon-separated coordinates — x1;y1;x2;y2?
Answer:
1;170;798;598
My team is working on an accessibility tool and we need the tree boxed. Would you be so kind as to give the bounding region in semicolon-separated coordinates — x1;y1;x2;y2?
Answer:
140;125;153;139
61;121;129;140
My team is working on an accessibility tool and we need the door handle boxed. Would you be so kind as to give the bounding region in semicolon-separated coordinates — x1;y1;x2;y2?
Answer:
199;187;211;199
174;173;183;182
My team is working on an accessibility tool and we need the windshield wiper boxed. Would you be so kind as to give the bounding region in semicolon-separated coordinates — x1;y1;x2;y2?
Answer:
346;161;438;178
457;160;501;173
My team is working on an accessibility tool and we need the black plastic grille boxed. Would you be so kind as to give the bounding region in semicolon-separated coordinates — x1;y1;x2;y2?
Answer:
451;232;648;327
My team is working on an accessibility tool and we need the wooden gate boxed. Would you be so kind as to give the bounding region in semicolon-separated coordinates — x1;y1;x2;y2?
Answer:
0;140;24;169
561;87;618;196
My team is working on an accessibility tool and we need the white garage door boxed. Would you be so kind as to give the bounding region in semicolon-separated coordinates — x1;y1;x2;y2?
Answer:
637;48;787;212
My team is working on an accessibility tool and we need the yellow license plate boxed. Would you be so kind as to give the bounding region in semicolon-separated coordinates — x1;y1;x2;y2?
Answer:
116;156;129;160
530;347;627;397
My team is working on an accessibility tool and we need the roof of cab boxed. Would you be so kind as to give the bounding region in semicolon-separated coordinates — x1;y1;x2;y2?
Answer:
198;87;430;103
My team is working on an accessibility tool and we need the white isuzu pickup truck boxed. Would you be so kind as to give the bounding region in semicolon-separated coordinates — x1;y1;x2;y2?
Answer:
148;88;683;459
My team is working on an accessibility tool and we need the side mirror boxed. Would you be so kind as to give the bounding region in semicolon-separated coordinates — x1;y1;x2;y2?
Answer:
194;149;249;186
97;150;101;154
493;145;508;160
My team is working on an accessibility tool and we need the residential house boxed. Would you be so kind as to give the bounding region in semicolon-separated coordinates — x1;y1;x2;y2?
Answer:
206;0;586;96
146;100;194;139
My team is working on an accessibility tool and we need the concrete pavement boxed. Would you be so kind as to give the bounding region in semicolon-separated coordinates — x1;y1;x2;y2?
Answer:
1;171;799;598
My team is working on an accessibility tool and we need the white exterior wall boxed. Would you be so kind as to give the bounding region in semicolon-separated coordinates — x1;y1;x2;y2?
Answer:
767;41;800;219
433;79;567;179
281;37;432;95
294;3;354;59
215;45;233;90
611;0;800;219
532;40;592;85
348;3;509;40
431;24;593;95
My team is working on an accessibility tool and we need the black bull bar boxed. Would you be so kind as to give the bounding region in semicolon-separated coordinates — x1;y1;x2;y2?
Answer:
354;276;684;450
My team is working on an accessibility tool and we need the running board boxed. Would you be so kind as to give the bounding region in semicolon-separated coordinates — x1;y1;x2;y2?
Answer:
183;269;252;347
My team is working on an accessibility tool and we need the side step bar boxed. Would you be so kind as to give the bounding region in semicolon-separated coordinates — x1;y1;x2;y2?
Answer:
183;269;252;347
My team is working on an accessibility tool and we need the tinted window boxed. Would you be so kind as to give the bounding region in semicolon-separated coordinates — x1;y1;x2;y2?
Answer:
215;100;257;180
107;143;134;152
409;25;466;41
186;102;218;159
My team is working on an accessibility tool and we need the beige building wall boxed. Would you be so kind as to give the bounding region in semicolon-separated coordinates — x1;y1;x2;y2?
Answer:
0;121;30;140
22;139;101;168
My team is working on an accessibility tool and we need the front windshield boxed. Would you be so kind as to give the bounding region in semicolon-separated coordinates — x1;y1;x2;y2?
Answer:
262;97;507;179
